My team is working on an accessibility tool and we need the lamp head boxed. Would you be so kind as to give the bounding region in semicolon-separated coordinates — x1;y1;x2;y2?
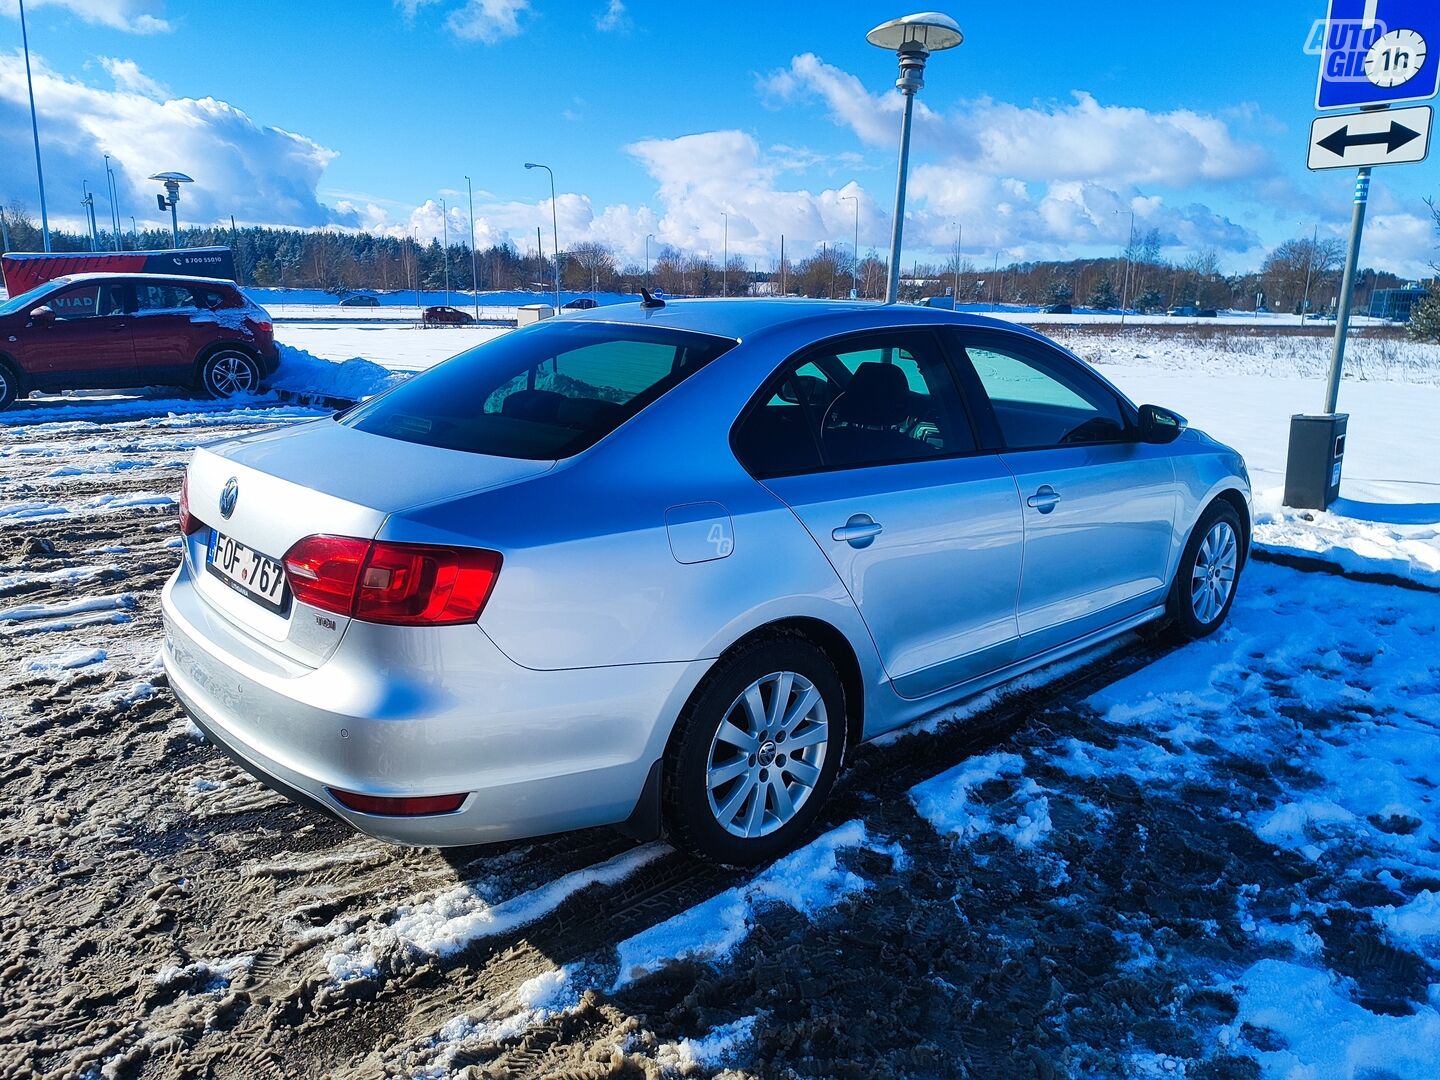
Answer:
865;12;962;52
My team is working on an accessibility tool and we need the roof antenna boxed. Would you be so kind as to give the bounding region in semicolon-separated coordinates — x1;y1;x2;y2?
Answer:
639;287;666;309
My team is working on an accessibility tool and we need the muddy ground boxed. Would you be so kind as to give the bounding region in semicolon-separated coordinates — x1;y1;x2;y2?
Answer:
1;393;1437;1079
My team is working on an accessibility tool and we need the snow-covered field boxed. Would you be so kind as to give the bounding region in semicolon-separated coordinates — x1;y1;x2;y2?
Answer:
1;320;1437;1078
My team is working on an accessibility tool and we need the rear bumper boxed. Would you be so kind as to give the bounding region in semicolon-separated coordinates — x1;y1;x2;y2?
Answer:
160;561;709;846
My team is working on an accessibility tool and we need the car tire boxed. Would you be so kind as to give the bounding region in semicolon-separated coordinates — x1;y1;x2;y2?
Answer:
199;349;263;399
1166;500;1244;640
663;633;847;866
0;361;19;412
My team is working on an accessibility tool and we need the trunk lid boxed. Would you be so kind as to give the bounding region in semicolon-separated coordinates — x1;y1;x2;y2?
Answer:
183;418;551;666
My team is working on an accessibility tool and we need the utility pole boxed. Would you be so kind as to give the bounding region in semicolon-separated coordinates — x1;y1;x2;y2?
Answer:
1300;222;1318;326
952;222;961;307
466;176;479;321
1116;208;1135;330
82;182;98;249
780;234;786;296
440;197;451;306
536;226;543;293
19;0;51;251
645;233;654;286
842;194;860;297
723;212;731;297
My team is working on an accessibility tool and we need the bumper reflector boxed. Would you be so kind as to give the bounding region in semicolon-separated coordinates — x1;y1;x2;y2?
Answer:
328;789;467;816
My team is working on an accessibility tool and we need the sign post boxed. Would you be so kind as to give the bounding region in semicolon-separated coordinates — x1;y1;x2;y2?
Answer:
1284;0;1439;509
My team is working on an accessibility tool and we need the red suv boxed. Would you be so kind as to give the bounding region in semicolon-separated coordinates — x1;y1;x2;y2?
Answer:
0;273;278;410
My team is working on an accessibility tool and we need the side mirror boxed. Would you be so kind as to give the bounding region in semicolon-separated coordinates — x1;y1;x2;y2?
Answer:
29;305;55;323
1138;404;1187;444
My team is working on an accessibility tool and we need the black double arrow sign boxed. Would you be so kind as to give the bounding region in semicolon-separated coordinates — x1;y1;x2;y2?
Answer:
1317;119;1423;157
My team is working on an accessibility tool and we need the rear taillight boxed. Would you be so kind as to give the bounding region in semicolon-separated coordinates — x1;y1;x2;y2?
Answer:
178;475;204;536
257;320;273;334
282;535;502;626
328;789;467;816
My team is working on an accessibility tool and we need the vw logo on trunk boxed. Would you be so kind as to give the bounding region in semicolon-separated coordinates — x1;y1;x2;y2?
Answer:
219;477;239;519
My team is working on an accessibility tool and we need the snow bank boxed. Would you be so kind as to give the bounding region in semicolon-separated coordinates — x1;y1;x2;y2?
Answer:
1253;494;1440;589
1230;959;1440;1080
267;343;404;401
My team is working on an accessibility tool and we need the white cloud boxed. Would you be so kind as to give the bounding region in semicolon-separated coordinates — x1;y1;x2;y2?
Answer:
595;0;629;33
445;0;529;44
762;54;1271;190
0;52;339;229
97;56;168;98
0;0;169;34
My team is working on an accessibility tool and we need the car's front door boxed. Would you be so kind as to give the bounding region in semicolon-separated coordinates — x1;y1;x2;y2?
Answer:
734;329;1024;700
948;330;1178;651
17;281;136;388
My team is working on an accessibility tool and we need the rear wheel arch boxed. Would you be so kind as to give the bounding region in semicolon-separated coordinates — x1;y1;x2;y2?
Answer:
674;616;865;758
195;342;264;396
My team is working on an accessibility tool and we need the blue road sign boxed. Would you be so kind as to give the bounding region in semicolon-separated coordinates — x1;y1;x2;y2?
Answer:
1317;0;1439;110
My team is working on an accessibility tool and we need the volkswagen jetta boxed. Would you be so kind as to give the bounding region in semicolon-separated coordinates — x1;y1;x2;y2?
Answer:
162;300;1250;864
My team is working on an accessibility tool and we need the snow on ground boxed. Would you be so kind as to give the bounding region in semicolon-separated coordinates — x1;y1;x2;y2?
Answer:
2;317;1438;1078
276;323;510;372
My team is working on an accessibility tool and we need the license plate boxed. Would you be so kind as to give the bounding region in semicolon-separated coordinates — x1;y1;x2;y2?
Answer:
206;530;289;614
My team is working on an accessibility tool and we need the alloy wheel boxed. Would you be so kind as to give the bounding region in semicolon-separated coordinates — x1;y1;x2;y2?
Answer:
705;670;829;839
1190;520;1238;624
208;353;258;396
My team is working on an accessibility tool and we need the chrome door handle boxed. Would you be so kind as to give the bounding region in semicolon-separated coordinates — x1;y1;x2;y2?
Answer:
832;514;883;548
1026;486;1062;514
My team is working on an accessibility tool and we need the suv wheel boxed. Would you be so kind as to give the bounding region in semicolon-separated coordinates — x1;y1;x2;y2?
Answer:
0;362;18;412
664;635;846;865
200;349;262;399
1167;501;1244;639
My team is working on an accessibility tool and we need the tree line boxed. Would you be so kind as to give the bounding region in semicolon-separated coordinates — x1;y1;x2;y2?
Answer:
0;202;1427;318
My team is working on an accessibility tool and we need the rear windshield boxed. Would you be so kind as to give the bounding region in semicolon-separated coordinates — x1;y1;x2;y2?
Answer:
339;321;737;459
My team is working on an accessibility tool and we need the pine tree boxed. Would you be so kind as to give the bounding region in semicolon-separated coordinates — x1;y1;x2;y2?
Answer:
1409;291;1440;342
1087;277;1121;310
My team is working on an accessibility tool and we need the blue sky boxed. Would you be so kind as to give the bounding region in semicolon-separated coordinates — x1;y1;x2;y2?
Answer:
1;0;1437;275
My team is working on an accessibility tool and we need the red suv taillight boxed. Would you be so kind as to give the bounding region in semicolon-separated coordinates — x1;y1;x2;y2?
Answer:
178;475;204;536
281;535;502;626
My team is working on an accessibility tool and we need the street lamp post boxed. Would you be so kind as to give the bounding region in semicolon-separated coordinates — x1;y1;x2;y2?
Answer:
105;153;123;250
148;172;193;247
466;176;479;321
524;162;562;310
19;0;51;251
82;182;98;250
842;194;860;297
867;12;962;304
645;233;655;285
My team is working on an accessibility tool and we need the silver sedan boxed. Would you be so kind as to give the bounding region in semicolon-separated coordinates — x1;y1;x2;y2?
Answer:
161;300;1250;864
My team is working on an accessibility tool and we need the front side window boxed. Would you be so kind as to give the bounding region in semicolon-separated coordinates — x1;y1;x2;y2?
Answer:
136;283;205;311
341;321;736;459
46;283;127;320
962;341;1128;449
734;332;976;477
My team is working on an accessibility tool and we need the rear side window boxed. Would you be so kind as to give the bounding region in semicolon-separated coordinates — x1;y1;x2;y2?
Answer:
136;283;225;311
341;322;736;459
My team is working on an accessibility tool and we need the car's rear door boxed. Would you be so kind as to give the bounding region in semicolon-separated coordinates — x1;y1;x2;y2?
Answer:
946;328;1178;652
735;328;1024;699
16;281;136;388
131;281;207;383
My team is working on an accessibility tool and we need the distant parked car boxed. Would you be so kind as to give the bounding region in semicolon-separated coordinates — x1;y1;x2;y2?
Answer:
1042;303;1073;315
423;306;475;327
1195;309;1219;319
564;297;599;310
340;294;380;308
1167;306;1197;317
0;273;277;410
